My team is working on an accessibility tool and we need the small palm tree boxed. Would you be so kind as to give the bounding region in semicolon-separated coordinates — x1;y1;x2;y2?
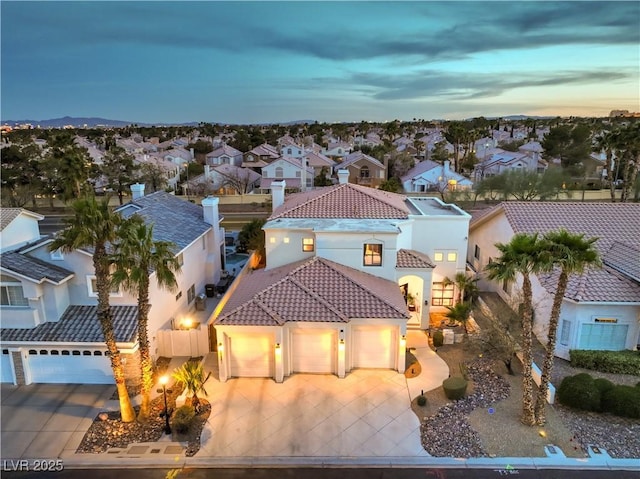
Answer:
534;229;601;426
172;361;211;413
49;196;135;422
111;217;181;422
485;233;550;427
453;272;479;304
444;302;473;335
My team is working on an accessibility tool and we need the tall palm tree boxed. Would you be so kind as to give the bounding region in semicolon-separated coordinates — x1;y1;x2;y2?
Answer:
111;217;181;422
49;196;135;422
594;130;617;202
534;229;601;425
485;233;549;426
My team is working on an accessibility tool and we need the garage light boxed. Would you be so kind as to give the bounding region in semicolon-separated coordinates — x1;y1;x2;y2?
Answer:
400;335;406;347
218;342;224;352
181;318;193;329
338;338;345;352
275;343;281;356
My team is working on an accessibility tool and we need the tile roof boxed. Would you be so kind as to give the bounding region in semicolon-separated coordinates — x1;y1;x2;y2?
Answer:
1;305;138;344
0;251;74;284
396;249;436;269
207;144;243;158
216;257;409;326
400;160;440;181
116;192;211;251
1;208;43;231
473;202;640;303
340;151;385;169
269;183;409;220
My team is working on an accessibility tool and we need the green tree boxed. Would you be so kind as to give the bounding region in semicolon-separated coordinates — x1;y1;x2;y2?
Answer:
485;233;549;426
541;124;592;174
45;141;93;201
238;218;267;267
444;121;468;172
430;141;450;164
452;272;479;304
111;218;181;422
138;162;169;193
378;177;402;192
533;230;601;426
444;302;473;335
314;166;333;187
102;146;140;205
49;197;136;422
594;130;619;202
616;123;640;203
172;361;211;413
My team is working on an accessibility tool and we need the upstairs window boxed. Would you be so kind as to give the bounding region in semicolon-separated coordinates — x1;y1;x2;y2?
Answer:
363;243;382;266
275;166;284;179
187;284;196;303
360;165;370;178
447;252;457;262
474;245;480;260
87;276;121;298
1;275;28;306
302;238;314;252
434;252;444;262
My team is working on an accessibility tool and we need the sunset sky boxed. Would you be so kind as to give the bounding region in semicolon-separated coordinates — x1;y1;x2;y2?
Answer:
2;1;639;124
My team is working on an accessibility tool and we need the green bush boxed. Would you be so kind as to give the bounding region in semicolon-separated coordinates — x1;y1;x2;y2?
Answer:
569;350;640;376
417;395;427;407
172;405;195;434
602;385;640;419
557;373;601;412
433;330;444;347
593;378;615;395
443;377;468;400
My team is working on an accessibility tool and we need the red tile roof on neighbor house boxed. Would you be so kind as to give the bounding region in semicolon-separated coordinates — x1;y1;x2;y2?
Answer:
473;202;640;303
269;183;409;220
215;257;409;326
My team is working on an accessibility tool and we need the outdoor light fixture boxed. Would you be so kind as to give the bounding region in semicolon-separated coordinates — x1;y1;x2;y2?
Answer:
539;430;547;438
338;338;345;352
275;343;281;356
157;375;172;434
400;335;407;347
218;342;223;352
181;317;193;329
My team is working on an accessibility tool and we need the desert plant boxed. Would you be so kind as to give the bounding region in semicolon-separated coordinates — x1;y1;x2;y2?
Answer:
443;376;468;400
417;395;427;407
602;385;640;419
172;405;195;434
172;361;211;413
557;373;601;412
433;330;444;347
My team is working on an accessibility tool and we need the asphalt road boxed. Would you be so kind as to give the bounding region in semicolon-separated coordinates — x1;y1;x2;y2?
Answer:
2;467;639;479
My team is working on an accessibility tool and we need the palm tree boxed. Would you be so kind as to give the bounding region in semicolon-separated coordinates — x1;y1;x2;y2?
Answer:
485;233;549;426
453;272;479;305
444;302;473;335
594;130;617;202
111;218;181;422
533;230;601;425
172;361;211;413
49;196;135;422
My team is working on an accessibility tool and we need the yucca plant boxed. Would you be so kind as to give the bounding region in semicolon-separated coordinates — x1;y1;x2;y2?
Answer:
172;361;211;413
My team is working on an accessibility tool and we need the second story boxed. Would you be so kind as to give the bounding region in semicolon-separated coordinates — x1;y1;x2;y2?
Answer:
1;208;43;253
205;144;243;167
261;157;314;192
338;151;387;187
263;171;470;283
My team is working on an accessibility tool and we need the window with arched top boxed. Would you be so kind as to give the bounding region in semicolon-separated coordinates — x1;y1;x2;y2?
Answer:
360;165;370;178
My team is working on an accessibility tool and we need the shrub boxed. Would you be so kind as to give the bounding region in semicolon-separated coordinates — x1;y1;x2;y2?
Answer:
569;350;640;376
557;373;601;412
443;377;468;400
602;385;640;419
433;330;444;347
417;395;427;407
593;378;615;395
172;405;195;434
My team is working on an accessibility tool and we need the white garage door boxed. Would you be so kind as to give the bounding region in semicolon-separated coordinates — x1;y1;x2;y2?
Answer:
579;323;629;351
26;350;113;384
292;330;336;374
1;350;14;383
229;334;274;378
352;326;395;369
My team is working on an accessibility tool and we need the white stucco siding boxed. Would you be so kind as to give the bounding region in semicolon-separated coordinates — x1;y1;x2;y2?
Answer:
264;228;316;269
468;214;515;289
412;216;469;280
263;159;300;179
0;215;41;252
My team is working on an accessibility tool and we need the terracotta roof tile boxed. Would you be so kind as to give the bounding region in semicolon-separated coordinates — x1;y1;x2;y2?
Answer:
396;249;436;269
269;183;409;219
603;241;640;283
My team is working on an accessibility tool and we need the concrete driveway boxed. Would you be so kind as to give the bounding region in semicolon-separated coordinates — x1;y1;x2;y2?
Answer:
197;368;429;458
0;383;112;460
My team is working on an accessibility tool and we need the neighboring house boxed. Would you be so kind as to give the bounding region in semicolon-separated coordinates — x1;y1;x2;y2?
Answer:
136;154;182;190
0;189;225;385
1;208;44;253
279;142;304;159
468;202;640;360
401;160;473;193
243;143;280;169
324;141;351;159
337;151;386;187
303;150;336;180
186;164;261;195
260;156;314;192
205;144;243;167
162;148;193;167
209;170;471;382
473;149;546;181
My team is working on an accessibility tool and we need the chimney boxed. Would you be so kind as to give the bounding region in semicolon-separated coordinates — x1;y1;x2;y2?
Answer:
190;148;195;159
300;158;307;192
444;160;450;174
204;164;210;180
131;183;145;200
271;180;286;212
338;169;349;184
201;196;221;279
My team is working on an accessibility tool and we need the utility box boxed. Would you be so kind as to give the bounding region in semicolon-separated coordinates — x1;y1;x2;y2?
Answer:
195;293;206;311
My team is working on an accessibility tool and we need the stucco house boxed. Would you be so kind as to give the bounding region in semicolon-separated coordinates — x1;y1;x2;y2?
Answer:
401;160;473;193
243;143;280;170
209;170;471;382
260;156;314;192
337;151;387;187
473;149;546;181
0;189;225;385
468;202;640;360
185;164;261;196
205;144;243;167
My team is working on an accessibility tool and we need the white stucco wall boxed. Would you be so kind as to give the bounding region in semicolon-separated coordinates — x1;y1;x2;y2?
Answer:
1;215;41;253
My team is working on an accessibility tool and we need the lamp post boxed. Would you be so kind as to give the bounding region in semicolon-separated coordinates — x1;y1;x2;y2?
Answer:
157;375;172;434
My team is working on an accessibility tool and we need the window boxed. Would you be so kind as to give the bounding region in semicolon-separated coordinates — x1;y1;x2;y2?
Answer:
187;284;196;303
87;276;121;298
434;252;444;262
447;252;457;262
295;171;301;178
560;319;571;346
431;282;454;306
363;243;382;266
287;148;292;155
50;249;64;260
176;253;184;266
302;238;314;252
360;165;370;178
275;166;284;179
474;245;480;260
1;276;28;306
